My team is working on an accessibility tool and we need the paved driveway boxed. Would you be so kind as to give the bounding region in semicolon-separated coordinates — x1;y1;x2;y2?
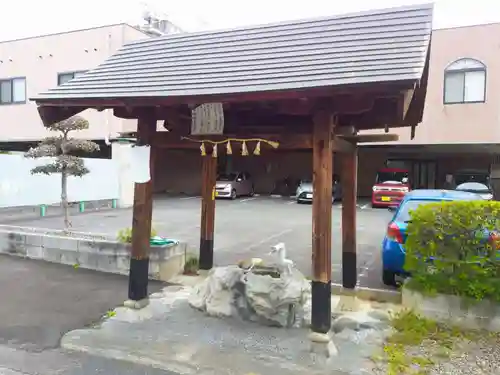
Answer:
0;255;165;352
0;196;391;374
3;195;393;289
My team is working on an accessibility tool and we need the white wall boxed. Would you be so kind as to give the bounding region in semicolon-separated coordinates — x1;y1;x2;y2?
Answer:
0;154;120;207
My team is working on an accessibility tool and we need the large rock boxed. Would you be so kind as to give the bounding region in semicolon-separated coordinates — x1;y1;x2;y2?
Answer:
189;265;243;318
188;265;311;327
331;309;391;343
244;268;311;327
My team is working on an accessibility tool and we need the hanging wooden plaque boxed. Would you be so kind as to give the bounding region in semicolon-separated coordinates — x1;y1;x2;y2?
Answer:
191;103;225;135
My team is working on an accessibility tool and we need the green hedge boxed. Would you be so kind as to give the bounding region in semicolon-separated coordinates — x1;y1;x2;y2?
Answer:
404;200;500;302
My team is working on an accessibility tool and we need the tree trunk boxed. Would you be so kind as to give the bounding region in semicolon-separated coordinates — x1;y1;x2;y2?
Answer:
61;168;70;229
61;131;70;230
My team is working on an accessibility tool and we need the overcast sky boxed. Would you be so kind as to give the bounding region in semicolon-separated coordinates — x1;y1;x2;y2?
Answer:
1;0;499;41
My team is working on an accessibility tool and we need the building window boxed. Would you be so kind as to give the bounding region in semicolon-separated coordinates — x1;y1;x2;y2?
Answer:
0;77;26;104
57;71;86;85
443;58;486;104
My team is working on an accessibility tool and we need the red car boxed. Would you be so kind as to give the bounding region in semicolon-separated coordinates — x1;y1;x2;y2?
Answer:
371;168;411;208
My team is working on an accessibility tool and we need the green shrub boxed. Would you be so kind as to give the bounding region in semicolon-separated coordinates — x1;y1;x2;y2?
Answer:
184;255;199;275
117;227;158;243
405;200;500;302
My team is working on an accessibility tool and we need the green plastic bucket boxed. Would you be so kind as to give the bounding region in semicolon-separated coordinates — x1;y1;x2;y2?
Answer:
150;236;177;246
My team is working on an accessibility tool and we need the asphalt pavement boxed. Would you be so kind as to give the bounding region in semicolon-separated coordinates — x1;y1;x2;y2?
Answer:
0;345;181;375
0;255;175;375
1;194;392;289
0;194;393;374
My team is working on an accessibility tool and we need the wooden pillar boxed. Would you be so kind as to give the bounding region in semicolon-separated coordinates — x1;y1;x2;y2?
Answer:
311;111;334;334
341;148;358;289
128;115;156;302
199;155;217;270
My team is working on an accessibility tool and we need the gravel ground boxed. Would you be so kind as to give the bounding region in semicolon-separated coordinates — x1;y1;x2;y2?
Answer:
430;336;500;375
372;335;500;374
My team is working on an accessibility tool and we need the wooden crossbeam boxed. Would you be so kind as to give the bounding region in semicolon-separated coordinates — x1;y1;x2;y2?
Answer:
152;132;312;150
147;132;398;150
399;88;416;121
339;133;399;143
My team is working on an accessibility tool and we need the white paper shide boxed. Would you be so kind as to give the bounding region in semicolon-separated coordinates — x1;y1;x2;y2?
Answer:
129;145;151;183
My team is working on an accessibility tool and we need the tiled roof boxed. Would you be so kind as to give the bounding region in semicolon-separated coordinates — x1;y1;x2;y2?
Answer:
32;3;433;101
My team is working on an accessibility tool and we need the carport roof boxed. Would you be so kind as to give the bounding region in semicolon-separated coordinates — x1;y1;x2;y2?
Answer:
31;3;433;102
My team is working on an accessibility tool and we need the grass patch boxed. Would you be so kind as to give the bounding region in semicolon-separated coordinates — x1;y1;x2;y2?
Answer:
183;255;199;275
372;309;492;375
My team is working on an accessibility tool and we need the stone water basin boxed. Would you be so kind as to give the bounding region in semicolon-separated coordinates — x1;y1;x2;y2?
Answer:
189;263;311;327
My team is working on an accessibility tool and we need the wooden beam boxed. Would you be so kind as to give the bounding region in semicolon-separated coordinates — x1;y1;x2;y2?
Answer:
336;125;357;136
311;110;334;335
114;106;192;126
338;99;399;130
119;131;398;151
128;114;156;304
225;126;287;134
152;133;312;150
153;132;363;151
340;133;399;143
399;88;415;121
340;150;358;289
333;136;356;153
274;95;376;116
114;95;379;121
199;156;217;271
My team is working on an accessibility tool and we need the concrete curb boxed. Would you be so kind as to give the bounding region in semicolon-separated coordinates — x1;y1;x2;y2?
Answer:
61;341;195;374
331;283;402;304
402;287;500;332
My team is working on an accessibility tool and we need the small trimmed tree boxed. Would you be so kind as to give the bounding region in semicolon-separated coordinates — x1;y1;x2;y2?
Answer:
25;116;100;229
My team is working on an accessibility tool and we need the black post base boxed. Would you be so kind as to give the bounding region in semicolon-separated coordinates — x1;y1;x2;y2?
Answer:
199;238;214;270
128;258;150;301
311;280;332;334
342;251;357;289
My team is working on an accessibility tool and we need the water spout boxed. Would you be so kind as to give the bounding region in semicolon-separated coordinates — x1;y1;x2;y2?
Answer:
270;242;295;276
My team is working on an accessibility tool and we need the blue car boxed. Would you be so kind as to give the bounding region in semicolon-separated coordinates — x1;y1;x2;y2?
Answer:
381;189;484;286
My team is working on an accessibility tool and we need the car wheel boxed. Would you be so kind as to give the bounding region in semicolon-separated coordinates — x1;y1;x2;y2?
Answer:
382;269;397;287
231;189;237;200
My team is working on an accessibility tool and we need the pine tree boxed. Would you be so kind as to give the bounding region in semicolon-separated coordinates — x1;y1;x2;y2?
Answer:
25;116;100;229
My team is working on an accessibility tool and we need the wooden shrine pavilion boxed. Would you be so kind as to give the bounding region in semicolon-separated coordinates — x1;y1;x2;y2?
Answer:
31;4;433;337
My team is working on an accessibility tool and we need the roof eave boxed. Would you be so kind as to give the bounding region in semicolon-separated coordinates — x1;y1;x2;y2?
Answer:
34;76;424;127
32;76;421;105
404;36;432;129
37;105;88;127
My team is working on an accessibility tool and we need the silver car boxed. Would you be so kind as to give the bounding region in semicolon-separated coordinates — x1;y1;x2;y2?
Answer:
215;172;254;199
455;182;494;200
296;178;342;204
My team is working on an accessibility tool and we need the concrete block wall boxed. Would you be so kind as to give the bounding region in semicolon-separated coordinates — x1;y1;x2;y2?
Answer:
402;287;500;332
0;230;187;282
